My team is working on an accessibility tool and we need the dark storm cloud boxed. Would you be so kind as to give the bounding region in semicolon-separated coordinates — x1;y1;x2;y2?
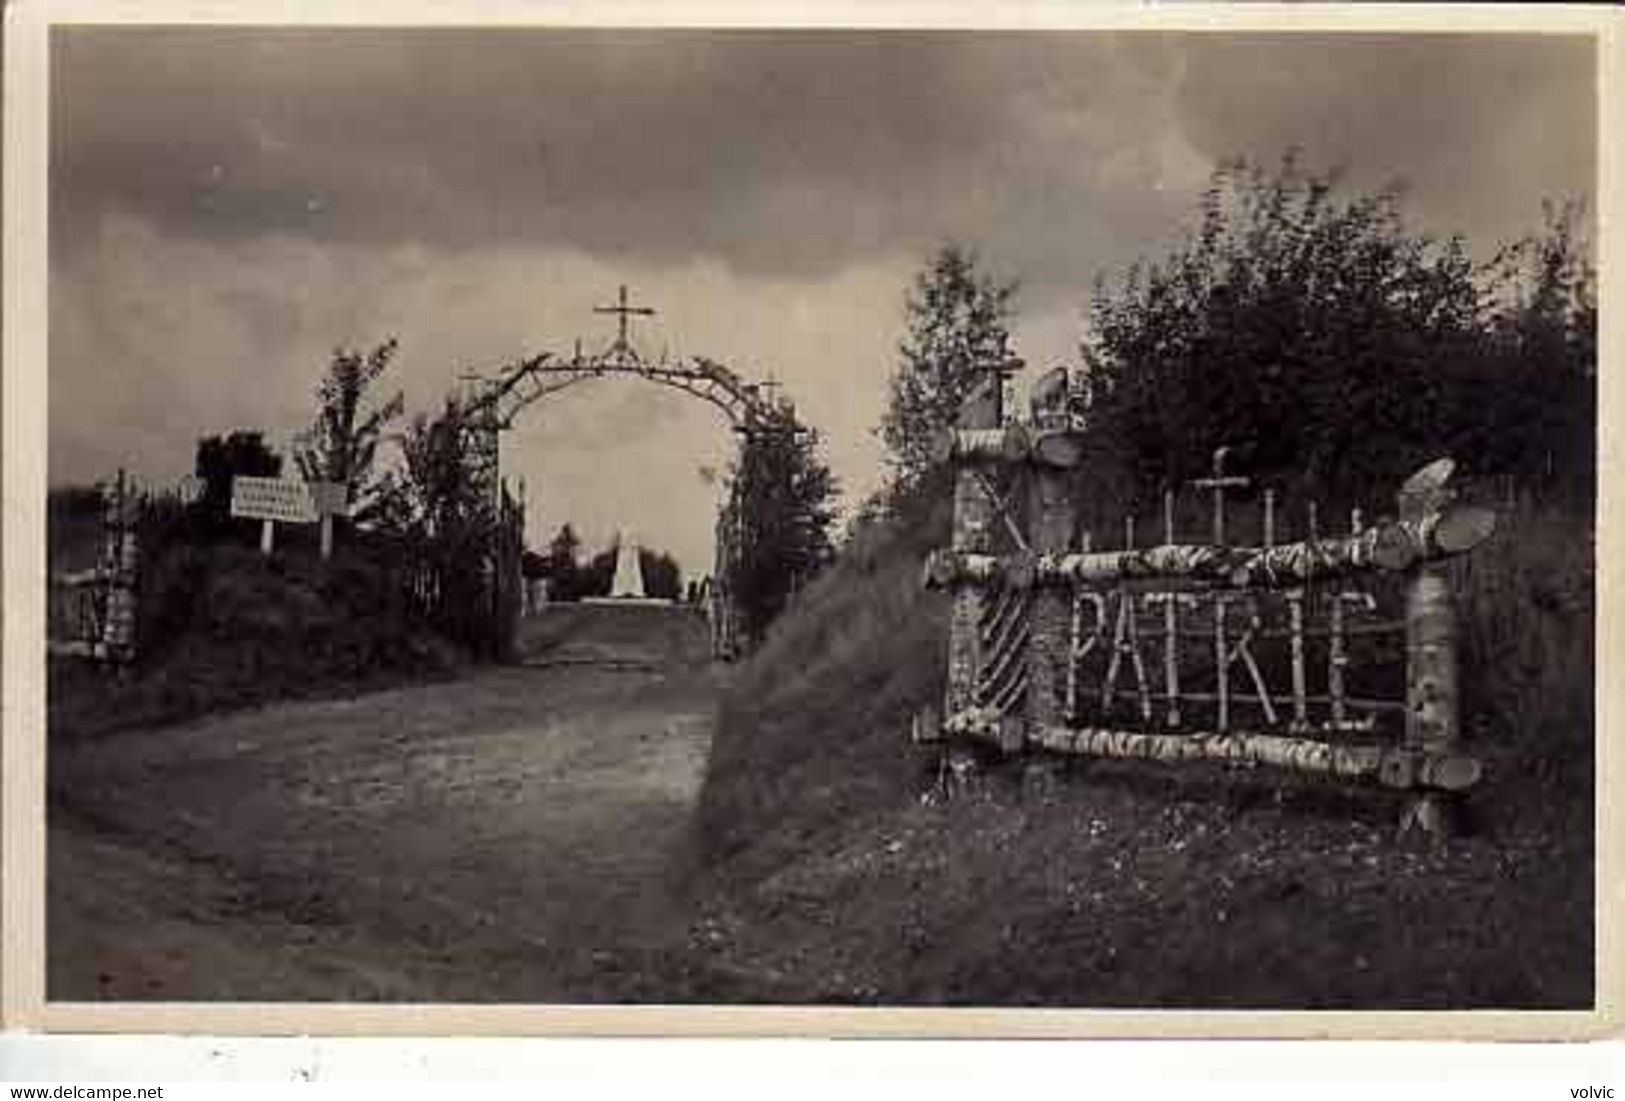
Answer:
1171;34;1597;249
52;27;1055;273
52;28;1594;303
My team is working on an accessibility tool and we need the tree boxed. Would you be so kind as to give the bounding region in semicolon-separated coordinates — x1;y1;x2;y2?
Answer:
639;548;683;602
546;523;583;601
1083;154;1597;504
294;338;405;521
580;541;619;599
193;429;283;536
1083;153;1490;499
1468;197;1597;490
880;244;1019;485
370;396;497;648
726;403;840;643
373;397;494;545
521;548;549;579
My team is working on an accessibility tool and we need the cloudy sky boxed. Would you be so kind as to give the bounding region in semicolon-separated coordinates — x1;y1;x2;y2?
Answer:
49;26;1595;574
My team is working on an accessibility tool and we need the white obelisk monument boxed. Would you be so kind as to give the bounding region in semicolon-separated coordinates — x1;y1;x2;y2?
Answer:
609;529;647;599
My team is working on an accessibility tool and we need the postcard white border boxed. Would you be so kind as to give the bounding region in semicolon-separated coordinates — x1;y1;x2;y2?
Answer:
4;0;1620;1040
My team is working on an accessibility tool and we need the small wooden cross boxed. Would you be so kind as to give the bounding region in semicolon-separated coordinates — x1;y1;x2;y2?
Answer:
1191;446;1250;546
594;284;656;350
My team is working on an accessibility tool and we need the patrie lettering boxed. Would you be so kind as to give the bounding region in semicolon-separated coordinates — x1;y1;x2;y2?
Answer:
1067;583;1395;733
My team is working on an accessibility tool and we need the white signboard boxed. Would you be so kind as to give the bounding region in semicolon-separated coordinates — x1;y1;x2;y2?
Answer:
231;477;317;524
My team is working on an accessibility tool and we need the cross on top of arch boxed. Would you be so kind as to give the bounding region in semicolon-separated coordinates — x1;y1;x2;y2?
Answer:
464;284;792;435
593;284;656;352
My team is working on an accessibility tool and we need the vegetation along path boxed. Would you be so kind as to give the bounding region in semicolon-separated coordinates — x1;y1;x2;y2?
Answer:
49;605;731;1003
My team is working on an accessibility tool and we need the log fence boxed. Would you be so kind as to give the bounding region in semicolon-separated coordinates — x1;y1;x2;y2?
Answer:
47;469;140;665
917;369;1498;837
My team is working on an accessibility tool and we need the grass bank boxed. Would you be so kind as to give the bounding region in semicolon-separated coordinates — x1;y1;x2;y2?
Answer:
49;539;465;745
692;475;1594;1007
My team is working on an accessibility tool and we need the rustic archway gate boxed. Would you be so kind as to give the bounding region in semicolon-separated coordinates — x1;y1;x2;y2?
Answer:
459;286;791;661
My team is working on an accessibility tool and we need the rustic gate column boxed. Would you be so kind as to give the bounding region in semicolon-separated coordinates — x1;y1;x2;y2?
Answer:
710;510;727;659
945;379;1003;721
1024;386;1081;736
1021;447;1077;799
711;497;741;661
495;477;523;664
1397;460;1463;838
102;469;139;667
473;418;507;661
1023;477;1074;720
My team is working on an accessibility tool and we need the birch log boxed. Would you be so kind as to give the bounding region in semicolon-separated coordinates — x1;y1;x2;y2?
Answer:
923;504;1495;593
1008;723;1482;792
932;425;1029;466
1025;461;1075;728
931;424;1087;469
924;548;1038;590
1400;459;1467;837
944;706;1027;754
944;377;1002;717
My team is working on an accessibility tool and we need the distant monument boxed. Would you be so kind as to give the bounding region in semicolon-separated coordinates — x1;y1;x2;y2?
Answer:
583;529;671;606
610;529;647;599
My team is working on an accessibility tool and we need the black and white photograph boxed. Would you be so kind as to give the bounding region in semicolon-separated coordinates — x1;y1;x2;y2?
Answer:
10;6;1609;1028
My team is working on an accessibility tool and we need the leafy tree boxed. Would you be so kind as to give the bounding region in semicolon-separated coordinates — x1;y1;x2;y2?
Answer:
294;338;405;520
1468;198;1597;490
373;399;489;542
639;548;683;601
580;541;619;598
546;523;583;601
370;396;497;648
1084;153;1594;502
880;244;1019;484
726;403;840;644
193;430;283;536
1084;154;1487;496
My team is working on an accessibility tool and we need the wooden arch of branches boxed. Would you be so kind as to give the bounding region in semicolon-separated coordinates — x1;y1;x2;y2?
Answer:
466;344;783;433
457;286;796;660
460;286;785;435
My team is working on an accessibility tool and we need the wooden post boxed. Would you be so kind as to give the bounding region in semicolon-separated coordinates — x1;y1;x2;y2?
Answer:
1213;595;1231;731
101;470;139;665
1024;441;1076;735
712;494;745;660
308;481;348;563
1286;589;1309;730
496;478;524;664
945;378;1002;720
1398;460;1465;838
260;519;275;556
1328;590;1348;729
1328;592;1376;732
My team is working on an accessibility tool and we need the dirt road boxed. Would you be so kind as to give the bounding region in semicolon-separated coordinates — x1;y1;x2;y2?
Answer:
49;606;729;1003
